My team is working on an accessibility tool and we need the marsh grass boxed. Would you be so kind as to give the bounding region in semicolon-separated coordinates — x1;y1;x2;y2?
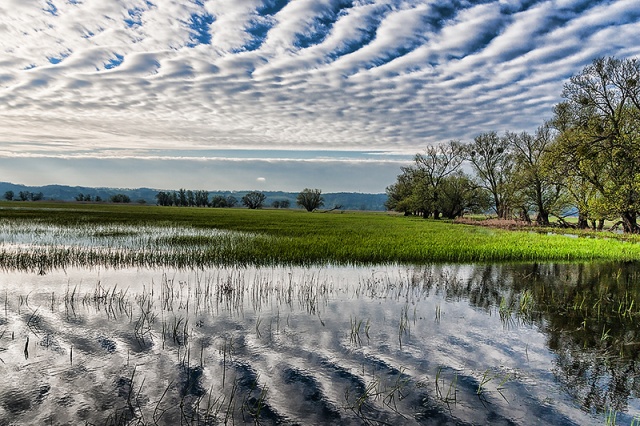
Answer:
1;203;640;271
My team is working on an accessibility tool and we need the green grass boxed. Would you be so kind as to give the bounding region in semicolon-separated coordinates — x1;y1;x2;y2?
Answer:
1;201;640;267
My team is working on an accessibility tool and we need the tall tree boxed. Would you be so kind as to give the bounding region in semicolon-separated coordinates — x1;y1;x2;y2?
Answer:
413;140;466;219
465;131;514;219
553;56;640;232
507;125;566;225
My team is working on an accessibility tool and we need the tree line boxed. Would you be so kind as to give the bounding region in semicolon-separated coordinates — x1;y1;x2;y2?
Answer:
154;188;327;211
386;56;640;233
4;190;44;201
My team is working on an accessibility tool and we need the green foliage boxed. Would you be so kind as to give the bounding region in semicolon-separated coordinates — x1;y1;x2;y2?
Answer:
1;202;640;270
551;56;640;232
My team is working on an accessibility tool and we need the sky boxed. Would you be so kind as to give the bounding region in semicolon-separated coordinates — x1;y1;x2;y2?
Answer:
0;0;639;193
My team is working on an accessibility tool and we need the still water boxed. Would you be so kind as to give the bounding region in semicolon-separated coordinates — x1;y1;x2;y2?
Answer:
0;263;639;425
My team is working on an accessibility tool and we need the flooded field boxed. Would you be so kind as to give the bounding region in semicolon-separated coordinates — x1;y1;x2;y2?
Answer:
1;263;640;425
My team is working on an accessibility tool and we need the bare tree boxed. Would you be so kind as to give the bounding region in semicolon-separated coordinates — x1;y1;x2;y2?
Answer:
242;191;266;209
297;188;324;212
465;131;514;219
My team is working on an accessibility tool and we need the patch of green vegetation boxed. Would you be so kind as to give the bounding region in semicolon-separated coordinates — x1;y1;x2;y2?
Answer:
1;202;640;268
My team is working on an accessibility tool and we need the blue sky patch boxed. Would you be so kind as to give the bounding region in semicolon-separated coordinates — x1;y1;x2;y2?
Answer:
125;8;145;28
104;54;124;70
187;13;214;47
259;0;290;17
43;1;58;16
243;19;273;52
294;1;353;50
48;53;70;65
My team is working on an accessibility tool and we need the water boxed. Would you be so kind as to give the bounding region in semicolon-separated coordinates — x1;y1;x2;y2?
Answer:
0;263;638;424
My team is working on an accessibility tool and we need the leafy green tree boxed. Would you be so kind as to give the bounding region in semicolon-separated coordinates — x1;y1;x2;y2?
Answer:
3;190;13;201
18;191;29;201
385;169;423;215
437;173;491;219
552;56;640;232
297;188;324;212
242;191;266;209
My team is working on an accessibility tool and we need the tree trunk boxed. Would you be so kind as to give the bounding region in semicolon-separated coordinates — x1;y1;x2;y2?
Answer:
535;211;549;226
597;219;605;231
621;212;639;233
577;213;589;229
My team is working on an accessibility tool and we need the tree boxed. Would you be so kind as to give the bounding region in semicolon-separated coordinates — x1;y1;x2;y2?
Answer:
31;192;44;201
413;140;466;219
552;56;640;232
178;188;187;207
242;191;266;209
4;190;13;201
110;194;131;203
210;195;228;208
465;131;515;219
18;191;29;201
195;190;209;207
385;169;424;215
386;157;487;219
226;195;238;208
507;125;567;225
156;191;172;206
437;173;491;219
297;188;324;212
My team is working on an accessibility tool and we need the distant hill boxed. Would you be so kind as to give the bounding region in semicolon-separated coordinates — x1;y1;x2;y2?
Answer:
0;182;388;211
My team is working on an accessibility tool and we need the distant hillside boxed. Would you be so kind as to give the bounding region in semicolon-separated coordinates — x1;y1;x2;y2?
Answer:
0;182;388;211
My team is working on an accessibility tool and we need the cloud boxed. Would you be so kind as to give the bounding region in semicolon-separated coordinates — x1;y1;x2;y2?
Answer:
0;0;638;191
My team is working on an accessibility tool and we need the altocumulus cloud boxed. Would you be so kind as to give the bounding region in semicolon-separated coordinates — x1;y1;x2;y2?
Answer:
0;0;639;192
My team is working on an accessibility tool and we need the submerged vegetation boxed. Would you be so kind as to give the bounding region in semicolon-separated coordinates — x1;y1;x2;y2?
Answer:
1;202;640;271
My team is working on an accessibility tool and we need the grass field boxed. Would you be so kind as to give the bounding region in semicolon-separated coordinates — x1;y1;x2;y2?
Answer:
1;201;640;267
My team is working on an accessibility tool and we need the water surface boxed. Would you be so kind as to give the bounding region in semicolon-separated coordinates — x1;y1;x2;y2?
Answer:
0;263;638;424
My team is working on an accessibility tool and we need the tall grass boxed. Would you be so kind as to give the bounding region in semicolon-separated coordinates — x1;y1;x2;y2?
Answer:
1;202;640;270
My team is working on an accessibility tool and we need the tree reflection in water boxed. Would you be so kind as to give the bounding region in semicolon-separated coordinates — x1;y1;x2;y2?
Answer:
458;262;640;416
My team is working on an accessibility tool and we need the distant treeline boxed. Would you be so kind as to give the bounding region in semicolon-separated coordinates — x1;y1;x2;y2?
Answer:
0;182;388;211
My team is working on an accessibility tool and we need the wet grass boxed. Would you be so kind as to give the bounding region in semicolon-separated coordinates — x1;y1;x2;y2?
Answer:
1;202;640;270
